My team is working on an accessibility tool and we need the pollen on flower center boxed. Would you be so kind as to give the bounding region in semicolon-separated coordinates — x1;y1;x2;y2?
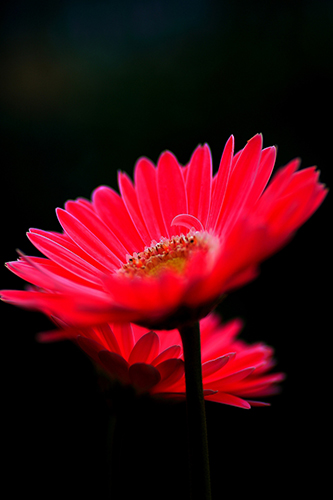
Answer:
119;230;211;277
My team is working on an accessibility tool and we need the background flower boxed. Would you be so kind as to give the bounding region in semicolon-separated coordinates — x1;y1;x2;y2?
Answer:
40;313;284;409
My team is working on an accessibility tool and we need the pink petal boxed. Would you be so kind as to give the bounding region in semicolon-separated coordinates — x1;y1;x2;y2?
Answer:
244;146;277;209
215;133;263;235
208;367;255;390
245;400;271;407
151;345;182;366
93;323;122;355
98;351;131;384
128;363;161;391
27;230;108;281
201;355;231;379
92;186;146;254
65;199;128;256
152;358;185;393
56;208;123;268
9;255;102;291
117;171;152;246
128;331;160;365
157;151;188;236
185;144;212;228
205;392;251;409
76;335;106;364
208;135;234;231
258;158;300;208
111;323;135;360
134;157;168;240
200;318;242;363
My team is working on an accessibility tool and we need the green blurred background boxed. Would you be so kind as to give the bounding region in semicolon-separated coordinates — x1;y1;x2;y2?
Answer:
1;1;331;498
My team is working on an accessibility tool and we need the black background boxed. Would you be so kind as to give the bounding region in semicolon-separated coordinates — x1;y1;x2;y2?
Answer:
1;1;331;498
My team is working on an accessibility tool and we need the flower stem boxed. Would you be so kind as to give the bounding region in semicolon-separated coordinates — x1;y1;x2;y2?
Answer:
179;321;211;500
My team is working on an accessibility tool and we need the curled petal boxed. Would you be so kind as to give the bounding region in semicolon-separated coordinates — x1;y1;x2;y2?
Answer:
171;214;204;232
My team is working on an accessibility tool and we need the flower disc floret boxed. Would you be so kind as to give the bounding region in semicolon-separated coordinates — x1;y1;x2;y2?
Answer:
120;230;215;278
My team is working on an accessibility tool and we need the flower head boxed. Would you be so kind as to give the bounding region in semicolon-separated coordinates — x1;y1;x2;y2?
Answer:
1;134;326;329
39;313;284;409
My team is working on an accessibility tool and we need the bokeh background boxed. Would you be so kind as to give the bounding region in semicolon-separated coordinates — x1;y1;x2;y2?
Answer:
1;1;331;499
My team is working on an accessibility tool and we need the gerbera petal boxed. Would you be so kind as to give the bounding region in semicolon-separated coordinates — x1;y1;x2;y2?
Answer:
244;146;277;208
201;355;232;379
208;134;234;231
152;358;185;393
93;323;122;355
128;331;160;365
185;144;212;227
27;230;108;281
92;186;146;254
157;151;188;236
200;318;242;362
111;323;135;360
64;199;128;255
205;392;251;409
129;363;161;392
117;171;152;246
134;157;168;240
56;208;123;267
215;133;263;235
98;351;131;384
151;345;182;366
208;367;255;390
76;335;105;364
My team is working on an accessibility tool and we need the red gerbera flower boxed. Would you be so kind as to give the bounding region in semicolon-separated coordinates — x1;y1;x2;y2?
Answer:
1;134;326;329
40;313;283;409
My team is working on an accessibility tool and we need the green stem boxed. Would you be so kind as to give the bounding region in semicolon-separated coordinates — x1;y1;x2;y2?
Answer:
179;321;212;500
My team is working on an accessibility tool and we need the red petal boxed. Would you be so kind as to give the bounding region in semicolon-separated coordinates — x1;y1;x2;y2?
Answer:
157;151;188;236
201;355;231;379
205;392;251;409
65;199;129;256
216;133;263;234
76;335;106;364
244;146;276;208
134;157;168;241
117;171;152;246
152;358;185;393
208;135;234;231
185;144;212;228
151;345;182;366
92;186;146;254
28;230;108;280
56;208;123;268
111;323;135;360
128;331;160;365
98;351;130;384
129;363;161;391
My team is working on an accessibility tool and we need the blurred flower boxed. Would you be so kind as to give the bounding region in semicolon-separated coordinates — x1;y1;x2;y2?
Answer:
2;134;326;329
39;313;284;409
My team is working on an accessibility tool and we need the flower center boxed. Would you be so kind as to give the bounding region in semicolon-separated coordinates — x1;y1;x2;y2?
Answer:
120;230;212;278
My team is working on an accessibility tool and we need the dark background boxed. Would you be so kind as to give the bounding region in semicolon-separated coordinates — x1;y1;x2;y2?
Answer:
1;1;331;498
